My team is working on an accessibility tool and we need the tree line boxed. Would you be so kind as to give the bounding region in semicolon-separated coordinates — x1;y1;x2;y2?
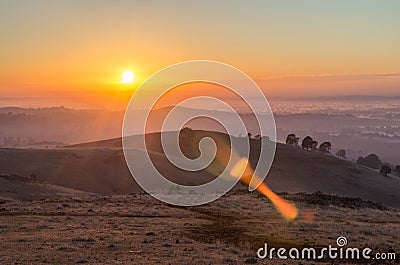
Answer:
285;133;400;177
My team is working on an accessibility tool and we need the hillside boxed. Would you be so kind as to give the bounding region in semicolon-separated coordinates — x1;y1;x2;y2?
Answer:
0;130;399;207
0;173;89;201
1;106;399;164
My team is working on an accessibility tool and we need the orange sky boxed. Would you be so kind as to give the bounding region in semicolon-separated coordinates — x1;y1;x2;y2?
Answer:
1;1;399;109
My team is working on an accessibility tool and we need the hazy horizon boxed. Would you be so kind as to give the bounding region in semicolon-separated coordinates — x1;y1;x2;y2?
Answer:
1;93;400;111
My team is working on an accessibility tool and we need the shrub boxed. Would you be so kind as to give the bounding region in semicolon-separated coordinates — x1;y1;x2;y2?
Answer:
319;142;332;153
356;154;382;169
285;134;299;145
335;149;347;159
380;165;392;177
301;136;314;150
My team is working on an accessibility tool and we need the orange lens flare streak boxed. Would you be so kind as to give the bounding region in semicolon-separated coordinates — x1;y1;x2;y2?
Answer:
230;157;298;220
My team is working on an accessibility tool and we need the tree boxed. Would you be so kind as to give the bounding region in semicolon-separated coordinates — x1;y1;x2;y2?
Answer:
335;149;347;159
311;141;318;151
180;127;194;142
319;142;332;153
181;127;193;133
181;127;193;137
380;165;392;177
286;134;299;146
301;136;314;150
356;154;382;169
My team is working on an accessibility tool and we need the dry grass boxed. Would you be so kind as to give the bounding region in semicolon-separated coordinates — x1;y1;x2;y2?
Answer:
0;191;398;264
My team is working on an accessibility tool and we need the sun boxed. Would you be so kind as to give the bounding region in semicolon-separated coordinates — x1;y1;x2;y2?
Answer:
121;70;135;84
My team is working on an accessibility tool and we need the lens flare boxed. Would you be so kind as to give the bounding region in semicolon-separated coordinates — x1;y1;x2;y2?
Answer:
230;157;298;220
181;132;298;220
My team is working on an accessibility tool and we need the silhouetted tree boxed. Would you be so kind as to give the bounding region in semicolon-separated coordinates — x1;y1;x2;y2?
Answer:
356;154;382;169
335;149;347;159
181;127;193;133
311;141;318;151
286;134;299;146
180;127;194;140
380;165;392;177
301;136;314;150
319;142;332;153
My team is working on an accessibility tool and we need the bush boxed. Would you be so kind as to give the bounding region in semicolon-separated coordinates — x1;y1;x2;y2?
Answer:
285;134;299;145
335;149;347;159
356;154;382;169
311;140;318;151
380;165;392;177
319;142;332;153
301;136;314;150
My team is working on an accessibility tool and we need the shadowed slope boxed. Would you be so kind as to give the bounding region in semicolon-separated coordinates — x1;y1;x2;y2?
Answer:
0;130;399;207
0;173;89;201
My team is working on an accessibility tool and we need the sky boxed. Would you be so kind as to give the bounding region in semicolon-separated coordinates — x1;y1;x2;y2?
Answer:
0;0;399;109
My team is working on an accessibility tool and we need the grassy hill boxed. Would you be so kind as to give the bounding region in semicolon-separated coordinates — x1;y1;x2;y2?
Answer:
0;130;399;207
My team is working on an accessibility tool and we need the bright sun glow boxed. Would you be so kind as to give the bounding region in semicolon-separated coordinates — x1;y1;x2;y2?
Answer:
121;70;135;84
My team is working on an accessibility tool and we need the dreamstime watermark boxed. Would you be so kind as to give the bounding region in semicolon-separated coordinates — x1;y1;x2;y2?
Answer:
257;236;396;261
122;60;276;206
